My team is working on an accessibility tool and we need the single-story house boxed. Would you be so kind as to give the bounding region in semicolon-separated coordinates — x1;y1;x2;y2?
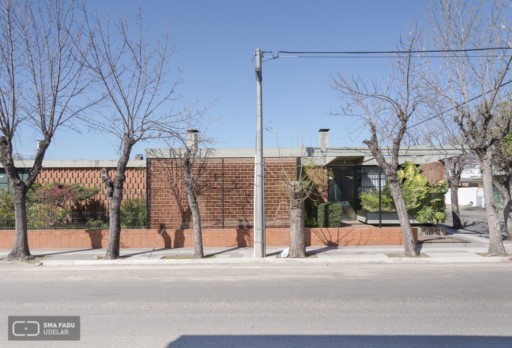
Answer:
146;129;463;230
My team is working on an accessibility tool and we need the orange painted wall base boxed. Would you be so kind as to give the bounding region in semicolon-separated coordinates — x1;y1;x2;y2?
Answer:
0;226;417;250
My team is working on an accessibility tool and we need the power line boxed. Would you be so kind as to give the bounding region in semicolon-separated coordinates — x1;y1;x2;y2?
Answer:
409;79;512;129
272;54;505;59
265;47;512;57
258;47;512;130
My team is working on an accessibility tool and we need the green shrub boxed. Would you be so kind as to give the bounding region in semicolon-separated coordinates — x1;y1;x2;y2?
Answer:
27;204;68;229
317;202;344;227
359;162;448;224
121;198;147;228
85;218;109;230
304;216;317;228
359;186;396;212
0;189;15;228
0;183;102;229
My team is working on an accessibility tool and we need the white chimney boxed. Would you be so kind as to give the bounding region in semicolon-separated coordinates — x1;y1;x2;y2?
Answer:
187;129;199;154
319;129;329;151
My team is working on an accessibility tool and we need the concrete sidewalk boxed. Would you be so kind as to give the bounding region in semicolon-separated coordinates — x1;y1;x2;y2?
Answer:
0;230;511;266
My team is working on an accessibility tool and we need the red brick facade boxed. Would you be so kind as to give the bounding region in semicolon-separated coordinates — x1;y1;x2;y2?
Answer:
37;166;147;205
0;226;416;249
148;157;298;230
419;161;446;185
38;167;146;190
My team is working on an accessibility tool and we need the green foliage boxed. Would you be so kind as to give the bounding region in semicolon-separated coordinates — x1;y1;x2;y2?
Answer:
359;187;396;212
121;198;147;228
0;183;103;229
502;132;512;152
27;204;68;229
0;189;15;228
85;219;109;230
317;202;344;227
68;184;101;203
29;183;100;206
359;162;448;224
304;215;317;228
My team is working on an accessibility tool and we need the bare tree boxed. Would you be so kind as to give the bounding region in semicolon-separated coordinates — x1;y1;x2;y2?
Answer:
160;129;212;258
332;34;424;257
429;0;512;256
180;131;209;258
82;8;185;259
286;161;328;258
411;97;469;229
0;0;88;260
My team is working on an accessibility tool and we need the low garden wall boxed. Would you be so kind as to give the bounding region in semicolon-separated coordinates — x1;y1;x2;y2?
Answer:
0;226;417;249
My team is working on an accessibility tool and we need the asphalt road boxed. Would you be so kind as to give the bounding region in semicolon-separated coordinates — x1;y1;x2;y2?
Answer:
0;263;511;347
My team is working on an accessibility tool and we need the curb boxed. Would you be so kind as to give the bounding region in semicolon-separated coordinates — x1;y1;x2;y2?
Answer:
40;256;512;266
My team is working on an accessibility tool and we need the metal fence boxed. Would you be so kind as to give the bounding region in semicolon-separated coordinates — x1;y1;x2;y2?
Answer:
0;189;147;230
357;166;387;196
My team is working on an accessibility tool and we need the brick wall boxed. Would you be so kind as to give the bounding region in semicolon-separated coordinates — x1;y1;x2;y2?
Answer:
148;157;298;229
163;226;416;248
0;226;416;249
419;161;446;185
0;229;165;249
37;167;147;204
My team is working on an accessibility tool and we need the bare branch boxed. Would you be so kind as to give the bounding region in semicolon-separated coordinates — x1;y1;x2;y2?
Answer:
429;0;511;256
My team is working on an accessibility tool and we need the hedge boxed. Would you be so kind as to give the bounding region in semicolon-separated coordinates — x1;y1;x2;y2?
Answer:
317;202;345;227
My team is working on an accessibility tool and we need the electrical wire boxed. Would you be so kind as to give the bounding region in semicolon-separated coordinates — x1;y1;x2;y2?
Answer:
265;47;512;56
409;79;512;129
257;47;512;129
275;54;505;59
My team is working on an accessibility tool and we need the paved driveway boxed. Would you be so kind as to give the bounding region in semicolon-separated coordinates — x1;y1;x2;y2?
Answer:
444;205;507;237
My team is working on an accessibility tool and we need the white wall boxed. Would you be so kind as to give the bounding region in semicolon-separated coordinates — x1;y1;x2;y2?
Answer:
445;187;485;207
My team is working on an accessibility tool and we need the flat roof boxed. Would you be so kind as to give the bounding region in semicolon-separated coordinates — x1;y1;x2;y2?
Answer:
0;159;146;169
0;145;465;169
146;145;466;166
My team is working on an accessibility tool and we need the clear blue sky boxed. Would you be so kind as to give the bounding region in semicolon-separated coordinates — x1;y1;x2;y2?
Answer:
27;0;429;160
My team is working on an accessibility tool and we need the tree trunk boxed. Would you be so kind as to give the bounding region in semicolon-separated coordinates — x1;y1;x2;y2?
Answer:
450;186;463;229
184;156;203;258
504;190;512;240
444;155;466;230
495;179;512;240
105;189;123;259
7;184;31;260
289;181;306;258
481;156;507;256
388;179;417;257
104;140;133;260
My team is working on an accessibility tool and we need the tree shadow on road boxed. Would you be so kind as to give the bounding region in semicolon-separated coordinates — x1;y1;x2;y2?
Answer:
167;334;512;348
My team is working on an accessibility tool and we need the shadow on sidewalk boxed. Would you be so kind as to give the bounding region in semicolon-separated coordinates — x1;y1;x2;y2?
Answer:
35;248;95;257
205;247;243;258
119;248;168;258
307;246;339;256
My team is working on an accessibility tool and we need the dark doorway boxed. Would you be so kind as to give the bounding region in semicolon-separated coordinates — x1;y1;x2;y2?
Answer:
328;166;358;220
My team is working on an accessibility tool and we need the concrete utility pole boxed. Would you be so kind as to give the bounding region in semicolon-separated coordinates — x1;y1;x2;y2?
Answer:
254;48;265;258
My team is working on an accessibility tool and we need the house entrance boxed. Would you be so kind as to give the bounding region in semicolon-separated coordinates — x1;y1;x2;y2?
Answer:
328;165;385;220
